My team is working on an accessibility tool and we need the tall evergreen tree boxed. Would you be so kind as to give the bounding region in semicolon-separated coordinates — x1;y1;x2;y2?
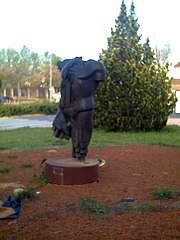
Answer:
94;0;176;131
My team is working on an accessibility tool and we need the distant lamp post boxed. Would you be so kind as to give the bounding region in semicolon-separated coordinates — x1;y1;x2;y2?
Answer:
49;54;53;102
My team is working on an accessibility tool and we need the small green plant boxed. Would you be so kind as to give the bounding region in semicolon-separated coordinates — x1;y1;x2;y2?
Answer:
8;155;18;159
111;202;133;213
110;201;155;213
13;187;37;201
33;168;48;185
77;196;107;215
153;187;175;200
21;162;34;168
137;202;154;211
76;196;179;216
0;167;12;173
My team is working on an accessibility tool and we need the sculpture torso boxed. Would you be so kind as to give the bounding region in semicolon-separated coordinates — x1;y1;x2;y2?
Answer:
60;59;105;114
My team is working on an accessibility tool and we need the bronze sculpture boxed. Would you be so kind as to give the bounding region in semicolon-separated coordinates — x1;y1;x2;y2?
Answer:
52;57;106;161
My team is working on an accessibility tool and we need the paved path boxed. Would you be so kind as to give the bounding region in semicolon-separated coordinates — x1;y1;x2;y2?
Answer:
0;115;55;130
167;113;180;126
0;114;180;130
167;118;180;126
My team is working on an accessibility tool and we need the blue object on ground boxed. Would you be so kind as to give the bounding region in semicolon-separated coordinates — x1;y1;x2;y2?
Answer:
2;195;21;219
118;198;136;203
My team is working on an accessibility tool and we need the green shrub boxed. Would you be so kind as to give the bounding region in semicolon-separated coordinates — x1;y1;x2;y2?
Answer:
153;187;175;200
0;167;12;173
0;100;58;117
21;162;34;168
77;196;107;215
8;155;18;159
33;168;48;185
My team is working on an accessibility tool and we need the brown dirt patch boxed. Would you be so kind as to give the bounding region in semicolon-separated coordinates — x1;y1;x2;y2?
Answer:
0;145;179;240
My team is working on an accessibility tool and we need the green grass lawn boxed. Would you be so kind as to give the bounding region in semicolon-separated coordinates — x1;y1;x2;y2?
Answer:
0;125;180;151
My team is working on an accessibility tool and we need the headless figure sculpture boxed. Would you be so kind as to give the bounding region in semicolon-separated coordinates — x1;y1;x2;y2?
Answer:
52;57;106;161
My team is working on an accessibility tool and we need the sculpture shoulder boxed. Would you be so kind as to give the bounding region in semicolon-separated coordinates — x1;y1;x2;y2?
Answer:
78;60;106;82
57;57;106;82
87;59;105;70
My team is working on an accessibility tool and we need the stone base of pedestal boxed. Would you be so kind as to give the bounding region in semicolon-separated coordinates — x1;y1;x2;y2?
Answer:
45;157;99;185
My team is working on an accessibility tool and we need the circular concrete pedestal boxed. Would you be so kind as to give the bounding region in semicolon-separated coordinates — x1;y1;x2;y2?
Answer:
45;157;99;185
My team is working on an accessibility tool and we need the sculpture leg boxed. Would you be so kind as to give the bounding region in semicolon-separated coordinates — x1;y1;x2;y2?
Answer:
71;110;93;161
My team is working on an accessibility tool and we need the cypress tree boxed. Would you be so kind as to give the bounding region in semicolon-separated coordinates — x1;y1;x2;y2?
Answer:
94;0;176;131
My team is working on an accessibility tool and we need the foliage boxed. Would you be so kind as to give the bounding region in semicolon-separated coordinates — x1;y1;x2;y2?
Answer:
8;155;18;159
0;100;58;117
94;0;177;131
77;196;153;215
135;202;154;211
112;202;133;213
109;202;155;213
0;167;12;173
153;187;175;199
13;187;37;201
21;162;34;168
33;168;48;185
0;46;61;89
77;196;179;215
77;196;107;214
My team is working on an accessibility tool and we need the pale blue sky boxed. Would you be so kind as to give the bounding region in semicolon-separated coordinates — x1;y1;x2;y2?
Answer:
0;0;179;64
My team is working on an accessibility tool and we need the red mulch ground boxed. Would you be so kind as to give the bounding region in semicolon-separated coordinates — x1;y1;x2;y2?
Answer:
0;145;179;240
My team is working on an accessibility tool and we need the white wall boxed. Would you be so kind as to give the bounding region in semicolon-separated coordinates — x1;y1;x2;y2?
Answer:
175;91;180;113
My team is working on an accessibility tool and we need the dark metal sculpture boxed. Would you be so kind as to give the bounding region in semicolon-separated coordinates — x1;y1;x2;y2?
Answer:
52;57;106;161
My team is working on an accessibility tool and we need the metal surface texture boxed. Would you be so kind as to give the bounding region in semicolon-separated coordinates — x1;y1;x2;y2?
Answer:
45;157;99;185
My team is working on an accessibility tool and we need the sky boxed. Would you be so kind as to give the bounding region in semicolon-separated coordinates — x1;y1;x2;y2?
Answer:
0;0;180;65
